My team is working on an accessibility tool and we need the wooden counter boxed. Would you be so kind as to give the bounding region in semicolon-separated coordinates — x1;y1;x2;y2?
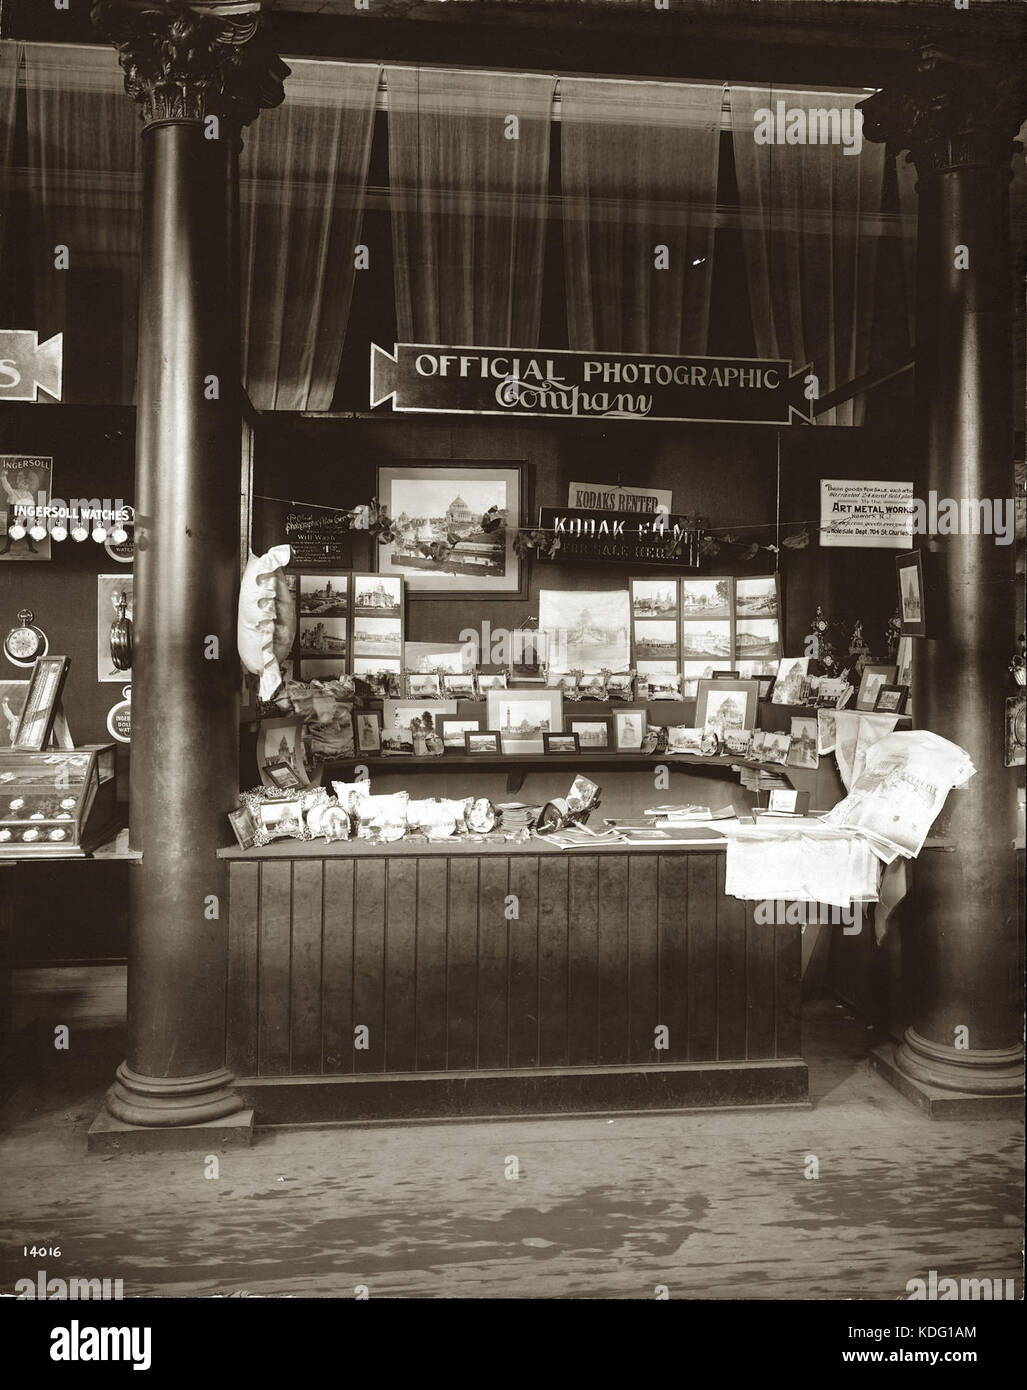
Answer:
224;838;808;1122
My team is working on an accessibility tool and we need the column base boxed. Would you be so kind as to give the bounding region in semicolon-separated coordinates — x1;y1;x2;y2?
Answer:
104;1061;248;1126
88;1104;254;1154
895;1027;1024;1095
870;1045;1025;1121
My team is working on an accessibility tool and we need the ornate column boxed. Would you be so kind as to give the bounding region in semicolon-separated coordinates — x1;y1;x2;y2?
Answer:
861;45;1026;1109
91;0;287;1129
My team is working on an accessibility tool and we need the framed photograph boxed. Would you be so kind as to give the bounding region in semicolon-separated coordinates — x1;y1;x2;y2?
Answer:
301;658;349;681
896;636;914;689
647;671;682;699
570;718;611;749
441;717;480;749
509;628;547;683
548;672;579;697
487;688;562;755
577;674;607;699
375;462;528;597
12;655;71;750
1005;694;1026;767
352;615;403;662
97;575;134;682
737;659;776;699
873;684;908;715
0;680;29;749
613;706;647;751
771;656;811;706
405;672;442;700
441;672;476;699
630;578;678;619
352;656;402;677
681;618;731;661
665;725;704;754
712;670;740;680
382;700;456;754
695;678;759;738
544;732;580;754
476;668;508;691
352;574;402;616
262;760;306;790
634;618;679;663
856;664;898;712
760;731;791;765
257;717;309;788
465;729;501;755
539;589;631;674
681;660;716;697
896;551;926;636
299;616;347;660
735;617;781;661
298;572;348;618
786;716;820;769
354;710;383;753
605;673;635;700
735;574;779;618
681;577;731;619
227;803;258;851
404;641;470;674
258;798;305;840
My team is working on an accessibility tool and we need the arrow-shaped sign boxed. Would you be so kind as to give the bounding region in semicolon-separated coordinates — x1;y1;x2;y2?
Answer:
0;331;64;403
370;342;815;426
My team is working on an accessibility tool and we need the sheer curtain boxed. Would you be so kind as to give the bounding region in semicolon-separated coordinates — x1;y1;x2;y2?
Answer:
730;87;888;426
387;67;556;345
239;60;380;410
23;43;141;403
560;78;723;354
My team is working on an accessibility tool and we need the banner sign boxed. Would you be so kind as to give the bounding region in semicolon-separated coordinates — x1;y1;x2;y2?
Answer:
819;479;915;549
536;507;702;567
0;331;63;403
372;343;815;425
568;481;672;514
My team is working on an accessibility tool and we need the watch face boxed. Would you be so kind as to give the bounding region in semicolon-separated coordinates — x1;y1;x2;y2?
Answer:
6;626;40;660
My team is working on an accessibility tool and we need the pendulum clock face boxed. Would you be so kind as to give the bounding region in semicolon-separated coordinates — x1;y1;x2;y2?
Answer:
4;610;48;668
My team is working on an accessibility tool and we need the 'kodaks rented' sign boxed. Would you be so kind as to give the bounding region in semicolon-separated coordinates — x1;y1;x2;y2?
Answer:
371;343;815;425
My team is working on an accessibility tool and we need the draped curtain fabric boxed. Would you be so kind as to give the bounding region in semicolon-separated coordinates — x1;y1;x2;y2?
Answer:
23;43;141;403
560;78;723;354
730;87;888;426
387;67;556;346
239;61;380;411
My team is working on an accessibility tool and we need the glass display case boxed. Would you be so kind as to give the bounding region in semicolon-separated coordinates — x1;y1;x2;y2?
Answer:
0;744;118;856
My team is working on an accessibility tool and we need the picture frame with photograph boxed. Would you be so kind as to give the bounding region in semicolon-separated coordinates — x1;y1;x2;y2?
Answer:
771;657;811;706
354;710;383;753
760;731;792;765
262;760;306;791
382;700;457;754
11;655;71;750
405;672;442;700
896;635;914;689
487;688;563;755
613;706;647;751
227;803;258;851
735;574;779;619
375;462;528;598
475;667;508;691
734;617;781;662
856;664;898;712
509;627;548;683
569;718;611;749
465;729;501;755
352;574;402;616
298;571;349;619
680;617;731;662
0;679;30;750
695;678;759;739
539;589;631;675
404;641;469;674
786;716;820;769
680;577;731;619
256;717;309;788
258;798;305;841
630;578;678;620
712;670;740;680
441;672;477;699
441;717;481;749
896;551;926;636
1005;694;1025;767
873;684;908;715
543;732;580;755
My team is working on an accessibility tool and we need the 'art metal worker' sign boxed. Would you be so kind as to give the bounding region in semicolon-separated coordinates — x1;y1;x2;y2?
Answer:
371;342;815;426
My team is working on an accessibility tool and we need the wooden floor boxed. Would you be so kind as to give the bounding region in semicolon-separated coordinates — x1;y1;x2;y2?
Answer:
0;972;1022;1300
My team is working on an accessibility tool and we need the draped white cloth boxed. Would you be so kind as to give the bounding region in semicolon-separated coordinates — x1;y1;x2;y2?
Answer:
560;78;723;354
239;60;380;410
730;87;888;426
387;67;556;346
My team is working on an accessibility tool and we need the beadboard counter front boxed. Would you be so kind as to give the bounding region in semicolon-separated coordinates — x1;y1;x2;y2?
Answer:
224;841;808;1122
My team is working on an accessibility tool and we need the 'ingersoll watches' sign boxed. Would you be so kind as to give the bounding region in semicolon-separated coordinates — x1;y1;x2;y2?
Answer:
536;508;703;567
371;343;815;425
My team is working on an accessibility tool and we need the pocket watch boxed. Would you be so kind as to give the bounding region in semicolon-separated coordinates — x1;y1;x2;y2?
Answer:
4;610;48;667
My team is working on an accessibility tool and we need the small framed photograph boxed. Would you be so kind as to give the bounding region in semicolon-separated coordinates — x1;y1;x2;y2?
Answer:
896;551;925;636
1005;694;1025;767
570;718;611;749
681;577;730;619
11;654;71;751
680;619;730;662
613;706;647;751
647;671;682;700
258;798;305;840
605;672;635;701
712;670;740;680
354;710;383;753
442;672;476;699
631;578;678;620
548;672;579;697
760;731;791;765
665;725;704;754
405;672;442;700
771;657;811;705
509;627;547;683
353;574;402;616
873;684;908;715
353;615;402;662
298;573;349;618
486;688;562;754
262;760;306;790
352;656;401;678
382;700;457;754
896;636;914;689
695;679;760;738
256;716;309;788
544;732;580;754
577;673;608;699
476;668;508;691
735;574;779;620
734;617;781;662
786;716;820;768
856;664;898;712
227;803;258;850
442;717;480;749
466;729;501;755
299;616;347;660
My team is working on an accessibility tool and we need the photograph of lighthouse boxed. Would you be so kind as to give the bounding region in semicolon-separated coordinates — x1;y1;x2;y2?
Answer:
375;463;525;594
487;688;563;755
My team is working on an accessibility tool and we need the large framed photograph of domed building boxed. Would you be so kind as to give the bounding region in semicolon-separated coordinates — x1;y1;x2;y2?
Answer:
375;462;528;597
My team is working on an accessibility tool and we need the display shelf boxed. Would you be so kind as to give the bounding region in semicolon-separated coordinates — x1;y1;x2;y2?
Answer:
0;744;119;857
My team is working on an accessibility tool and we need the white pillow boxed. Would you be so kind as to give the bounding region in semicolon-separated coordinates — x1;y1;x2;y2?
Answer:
238;545;295;699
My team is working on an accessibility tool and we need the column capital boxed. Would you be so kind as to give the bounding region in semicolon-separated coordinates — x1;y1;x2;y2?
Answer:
860;40;1027;174
92;0;289;132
